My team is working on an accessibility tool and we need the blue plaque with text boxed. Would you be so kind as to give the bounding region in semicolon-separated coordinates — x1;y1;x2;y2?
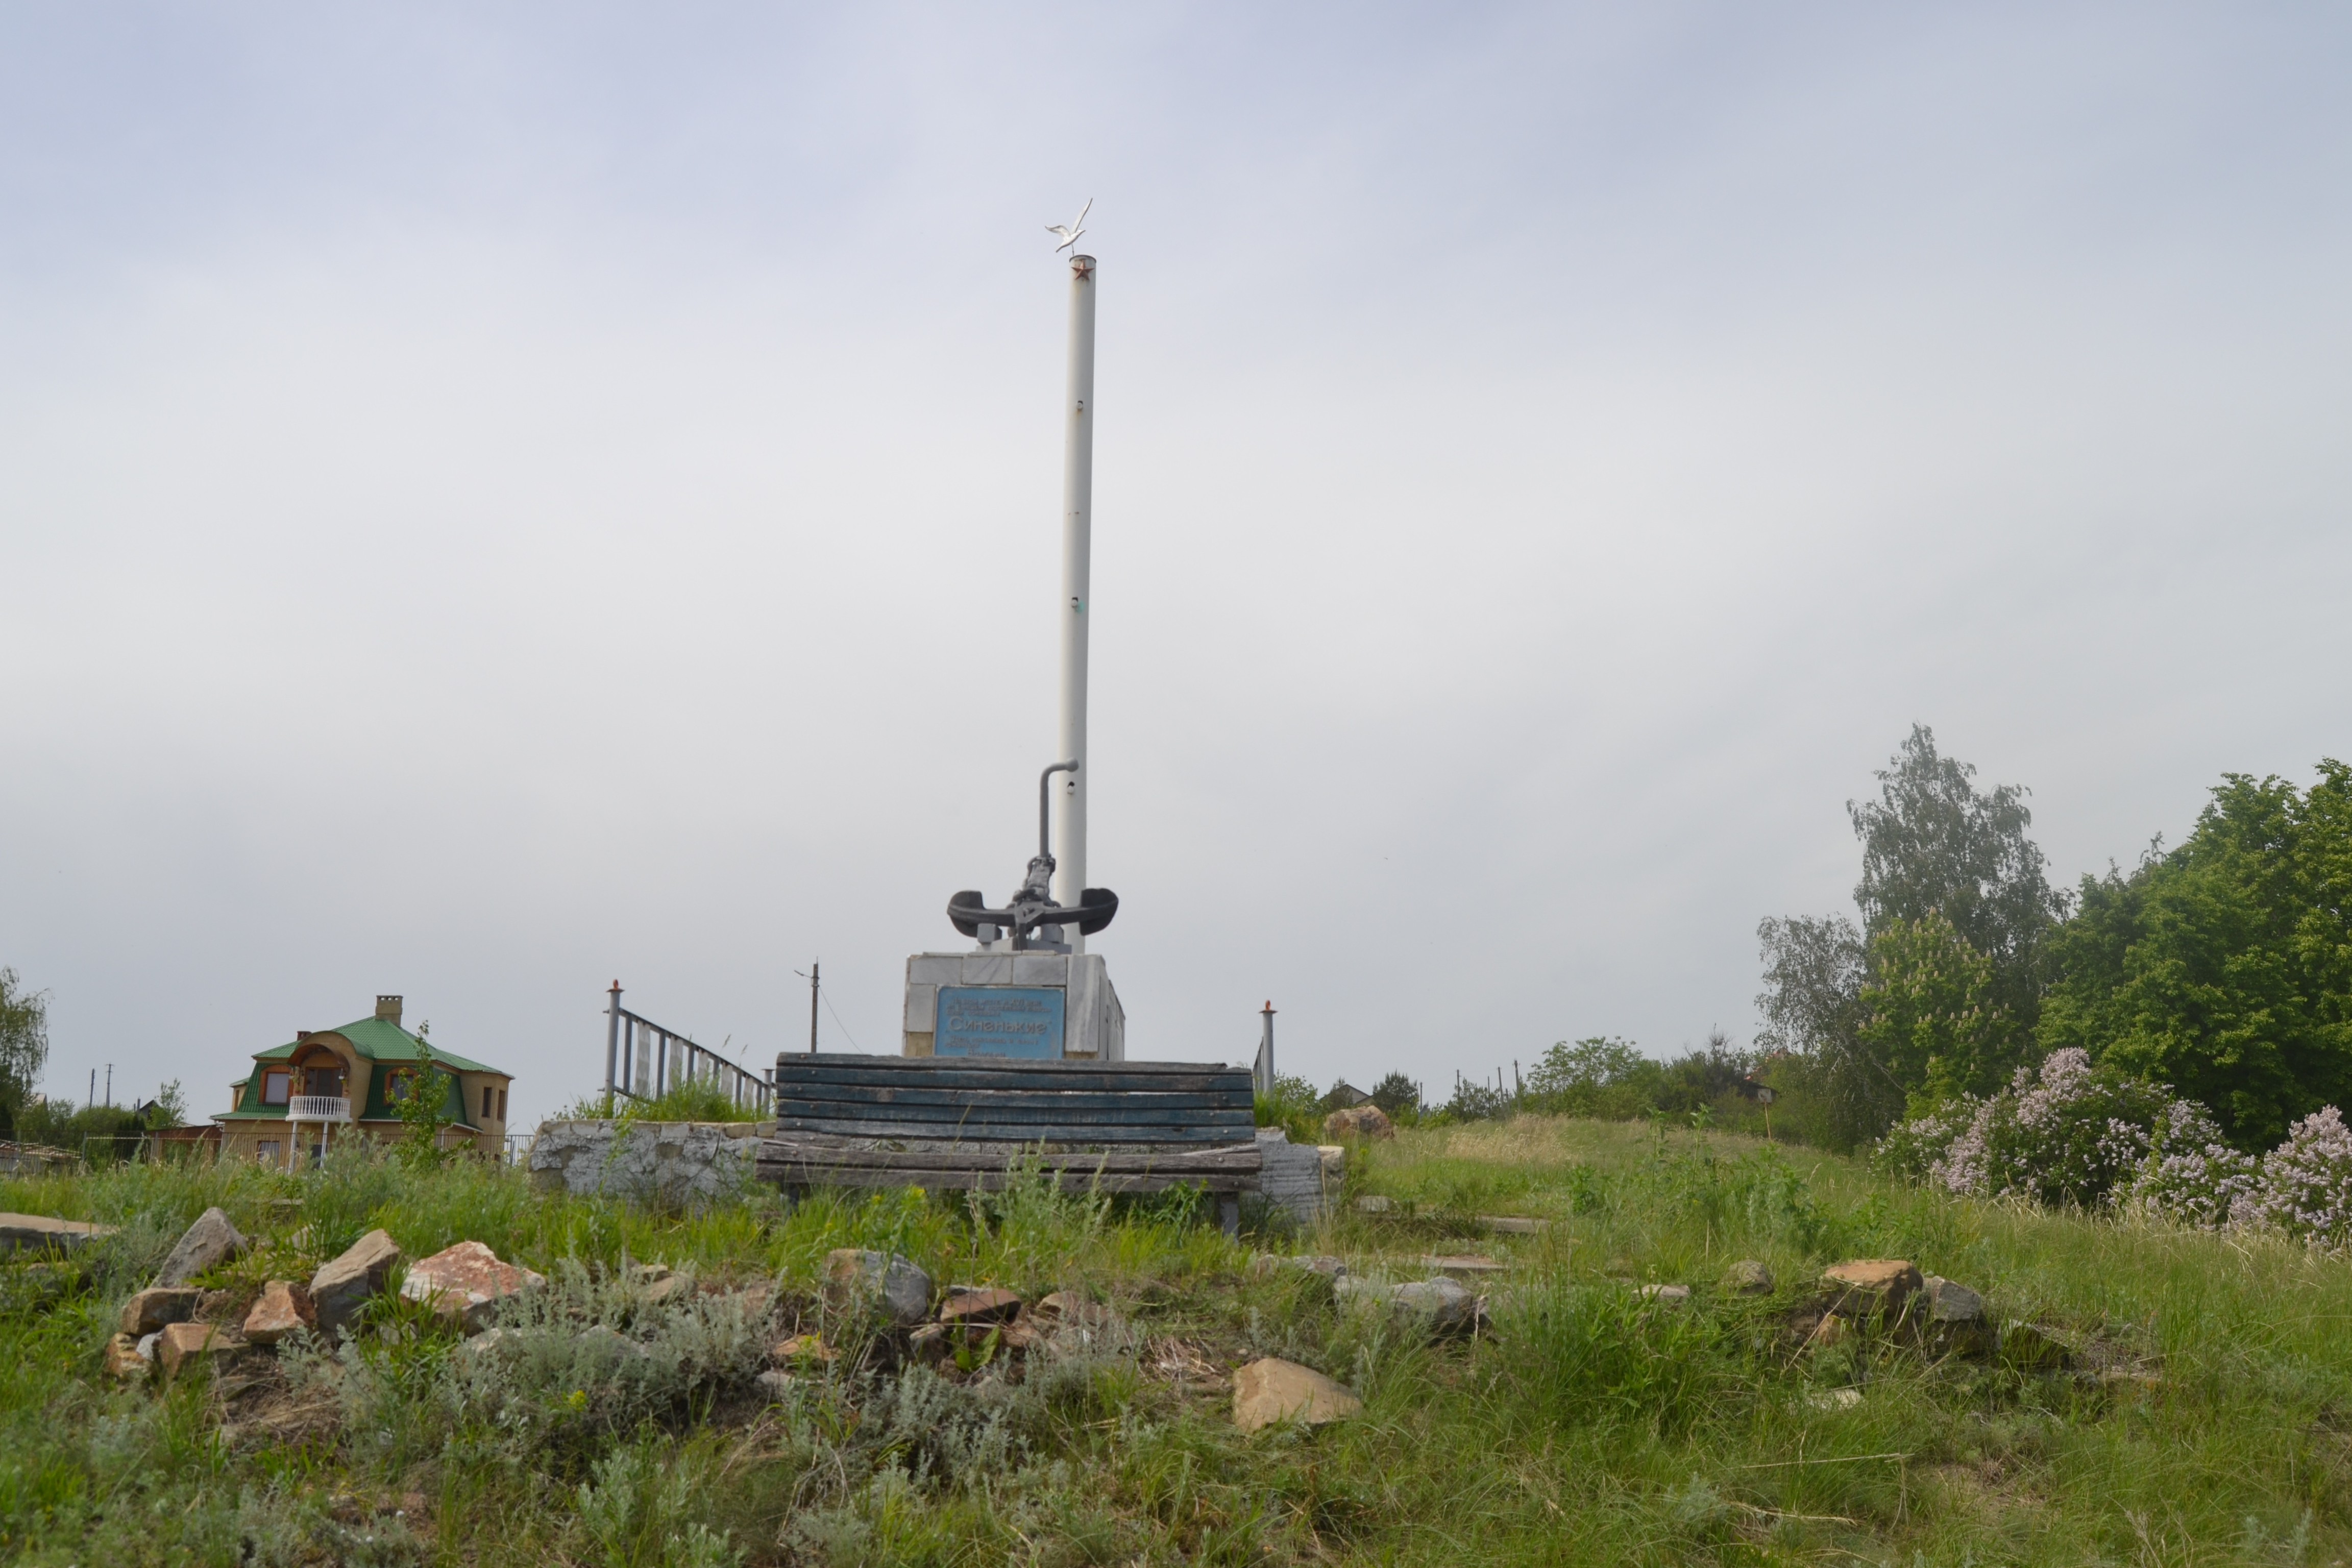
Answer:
935;986;1064;1058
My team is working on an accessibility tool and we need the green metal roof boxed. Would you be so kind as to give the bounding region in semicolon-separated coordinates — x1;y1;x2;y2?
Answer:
247;1015;502;1076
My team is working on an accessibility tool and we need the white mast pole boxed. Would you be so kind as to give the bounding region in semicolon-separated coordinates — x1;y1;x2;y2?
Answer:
1054;252;1096;949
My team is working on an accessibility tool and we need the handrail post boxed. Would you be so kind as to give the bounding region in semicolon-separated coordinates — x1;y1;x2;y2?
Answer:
605;981;622;1105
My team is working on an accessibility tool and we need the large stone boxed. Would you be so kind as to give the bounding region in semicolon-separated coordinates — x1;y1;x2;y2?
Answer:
938;1287;1023;1327
1233;1357;1362;1433
1336;1275;1482;1336
155;1319;249;1380
822;1249;931;1326
1722;1259;1774;1296
1639;1284;1692;1306
119;1286;200;1337
156;1208;249;1287
398;1241;546;1334
1919;1276;1983;1323
526;1119;765;1204
0;1213;116;1256
310;1229;401;1337
103;1332;150;1381
1322;1106;1395;1141
1821;1259;1923;1322
242;1280;317;1345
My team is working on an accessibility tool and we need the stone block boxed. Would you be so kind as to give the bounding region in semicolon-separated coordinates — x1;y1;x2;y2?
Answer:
903;984;937;1033
119;1286;200;1337
1233;1357;1361;1433
1639;1284;1692;1306
822;1248;932;1326
1920;1275;1983;1322
1324;1106;1395;1141
243;1280;316;1344
398;1241;545;1334
156;1320;249;1380
938;1287;1022;1326
1336;1275;1481;1337
1254;1130;1330;1225
156;1207;249;1286
908;954;961;987
1822;1259;1922;1321
962;954;1013;985
311;1229;402;1337
1722;1259;1774;1296
1010;953;1067;985
526;1120;763;1204
103;1333;149;1381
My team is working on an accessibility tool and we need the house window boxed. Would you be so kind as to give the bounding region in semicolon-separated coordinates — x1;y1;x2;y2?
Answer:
302;1065;345;1097
497;1088;507;1120
256;1140;280;1162
386;1070;413;1103
261;1071;291;1106
481;1085;493;1119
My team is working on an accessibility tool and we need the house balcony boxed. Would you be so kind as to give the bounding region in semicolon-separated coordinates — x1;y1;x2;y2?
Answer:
288;1096;352;1123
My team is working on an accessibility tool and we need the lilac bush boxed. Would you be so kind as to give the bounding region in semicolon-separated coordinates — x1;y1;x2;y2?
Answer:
2230;1107;2352;1247
1878;1050;2352;1250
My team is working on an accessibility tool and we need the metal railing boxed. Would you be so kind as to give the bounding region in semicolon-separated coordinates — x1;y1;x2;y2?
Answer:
605;983;773;1114
288;1095;352;1122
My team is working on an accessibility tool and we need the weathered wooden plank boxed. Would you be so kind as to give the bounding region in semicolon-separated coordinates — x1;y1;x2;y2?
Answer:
771;1097;1253;1130
777;1052;1244;1077
757;1141;1261;1174
775;1083;1248;1113
762;1166;1257;1194
771;1113;1254;1143
774;1064;1247;1096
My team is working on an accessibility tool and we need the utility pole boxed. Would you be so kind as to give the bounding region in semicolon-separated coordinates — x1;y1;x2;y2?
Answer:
1052;250;1097;949
808;962;820;1054
105;1064;112;1109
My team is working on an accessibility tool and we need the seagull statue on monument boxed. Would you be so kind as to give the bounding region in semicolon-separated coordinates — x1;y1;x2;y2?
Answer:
1046;198;1091;252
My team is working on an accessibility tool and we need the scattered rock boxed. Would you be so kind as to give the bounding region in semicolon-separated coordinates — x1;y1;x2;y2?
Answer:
1480;1216;1548;1235
643;1276;692;1307
754;1369;796;1400
1722;1259;1774;1296
907;1323;949;1362
1322;1106;1395;1141
1029;1293;1130;1355
1424;1255;1508;1277
1804;1314;1851;1349
242;1280;317;1345
310;1229;402;1337
195;1289;240;1321
823;1248;932;1326
156;1208;250;1287
1353;1195;1392;1215
1233;1357;1362;1433
769;1333;837;1364
938;1287;1022;1327
1638;1284;1692;1306
103;1332;150;1381
399;1241;546;1334
1999;1321;2074;1371
458;1327;507;1359
1822;1259;1923;1322
1337;1275;1483;1336
156;1320;250;1381
0;1212;117;1256
119;1286;201;1337
1805;1386;1863;1411
136;1331;161;1362
1248;1254;1349;1281
1919;1276;1983;1323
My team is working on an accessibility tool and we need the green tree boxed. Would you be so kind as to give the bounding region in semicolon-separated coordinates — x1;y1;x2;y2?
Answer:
1754;912;1889;1149
1367;1071;1420;1118
0;969;51;1128
1849;724;2065;1025
1856;910;2013;1110
390;1025;459;1167
2039;762;2352;1148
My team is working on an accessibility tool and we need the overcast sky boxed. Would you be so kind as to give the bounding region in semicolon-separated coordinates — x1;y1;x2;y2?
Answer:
4;4;2348;1128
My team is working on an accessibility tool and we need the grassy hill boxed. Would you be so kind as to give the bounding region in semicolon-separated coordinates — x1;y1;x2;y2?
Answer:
1;1119;2345;1565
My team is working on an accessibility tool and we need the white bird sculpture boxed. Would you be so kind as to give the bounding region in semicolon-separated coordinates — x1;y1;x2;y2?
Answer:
1046;198;1092;252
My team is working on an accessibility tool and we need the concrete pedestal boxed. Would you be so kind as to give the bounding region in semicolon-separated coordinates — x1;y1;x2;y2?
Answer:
902;951;1125;1060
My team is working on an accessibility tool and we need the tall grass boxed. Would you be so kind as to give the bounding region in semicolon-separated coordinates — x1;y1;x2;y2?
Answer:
3;1119;2350;1562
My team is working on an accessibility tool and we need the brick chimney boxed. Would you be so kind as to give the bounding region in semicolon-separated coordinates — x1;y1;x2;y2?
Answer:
375;995;403;1025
